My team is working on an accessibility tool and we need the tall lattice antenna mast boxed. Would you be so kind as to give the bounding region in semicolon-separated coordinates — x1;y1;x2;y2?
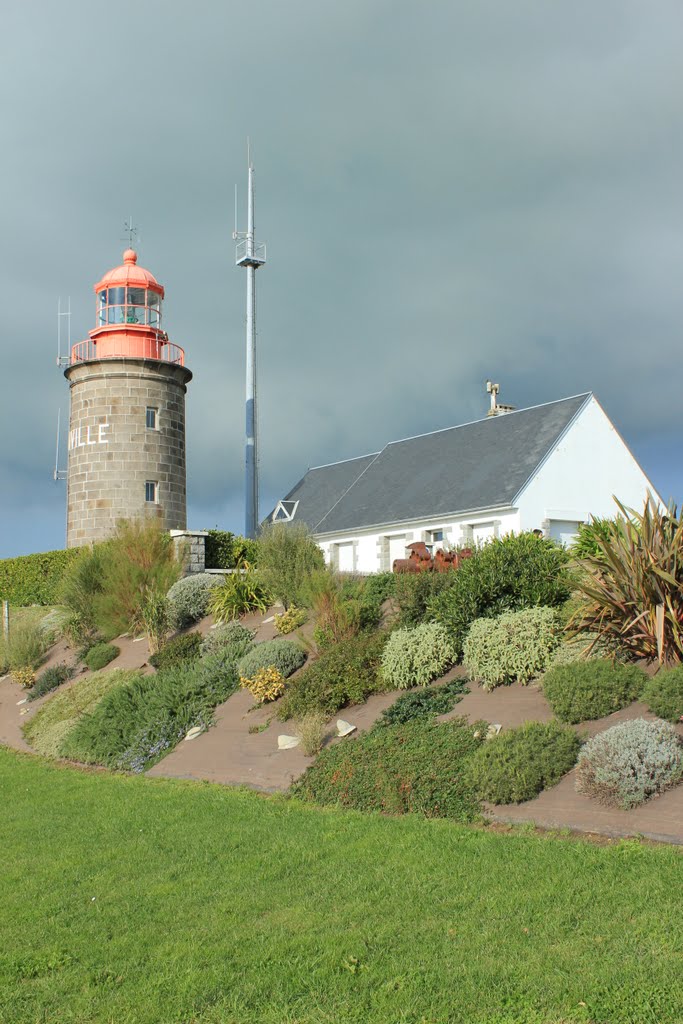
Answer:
56;297;71;367
234;140;266;539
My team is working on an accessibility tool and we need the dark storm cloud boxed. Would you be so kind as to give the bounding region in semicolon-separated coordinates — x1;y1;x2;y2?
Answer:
1;0;682;555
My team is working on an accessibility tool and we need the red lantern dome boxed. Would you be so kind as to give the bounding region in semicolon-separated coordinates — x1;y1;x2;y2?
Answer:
70;250;184;366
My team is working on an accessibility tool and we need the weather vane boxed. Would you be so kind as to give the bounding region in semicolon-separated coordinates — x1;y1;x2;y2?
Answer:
121;216;138;249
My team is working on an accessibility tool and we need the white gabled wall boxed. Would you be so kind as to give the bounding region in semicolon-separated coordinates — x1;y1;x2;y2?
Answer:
517;396;659;533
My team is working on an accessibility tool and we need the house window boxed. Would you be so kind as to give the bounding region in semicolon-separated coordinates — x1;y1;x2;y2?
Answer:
145;480;158;503
146;407;158;429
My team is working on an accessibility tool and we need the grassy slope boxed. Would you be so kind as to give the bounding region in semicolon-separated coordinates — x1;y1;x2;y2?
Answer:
1;749;682;1024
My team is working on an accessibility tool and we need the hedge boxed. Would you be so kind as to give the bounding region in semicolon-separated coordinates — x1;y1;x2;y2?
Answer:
0;548;82;606
204;530;259;570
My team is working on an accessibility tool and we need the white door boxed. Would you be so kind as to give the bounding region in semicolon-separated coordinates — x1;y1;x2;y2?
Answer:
388;535;407;566
337;542;354;572
472;523;495;547
548;520;581;547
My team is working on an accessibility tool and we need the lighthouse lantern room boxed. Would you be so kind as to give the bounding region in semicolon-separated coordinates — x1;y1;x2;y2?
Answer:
64;249;192;547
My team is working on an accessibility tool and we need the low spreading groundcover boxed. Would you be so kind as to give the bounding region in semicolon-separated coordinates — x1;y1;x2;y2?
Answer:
1;748;682;1024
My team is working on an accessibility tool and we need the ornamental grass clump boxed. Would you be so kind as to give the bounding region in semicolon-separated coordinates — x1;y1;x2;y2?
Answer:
237;638;306;680
240;666;286;704
166;574;221;629
463;607;560;690
466;722;581;804
207;564;270;622
199;621;255;660
292;717;484;820
296;711;328;755
381;623;456;690
256;523;325;610
642;666;683;724
575;718;683;809
571;496;683;665
542;659;646;724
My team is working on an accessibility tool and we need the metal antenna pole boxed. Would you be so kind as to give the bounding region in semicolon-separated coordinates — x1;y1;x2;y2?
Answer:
234;144;266;540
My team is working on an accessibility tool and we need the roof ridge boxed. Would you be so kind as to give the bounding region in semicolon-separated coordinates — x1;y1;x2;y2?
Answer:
307;451;381;472
384;392;594;449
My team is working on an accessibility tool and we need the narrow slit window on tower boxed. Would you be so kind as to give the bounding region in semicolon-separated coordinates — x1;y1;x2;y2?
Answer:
146;407;158;430
145;480;158;504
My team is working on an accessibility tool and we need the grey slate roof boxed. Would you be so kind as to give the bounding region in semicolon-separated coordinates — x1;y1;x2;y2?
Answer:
274;394;592;535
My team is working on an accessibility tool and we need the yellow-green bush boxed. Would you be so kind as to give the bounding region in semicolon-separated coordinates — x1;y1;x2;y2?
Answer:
463;607;560;690
240;666;286;704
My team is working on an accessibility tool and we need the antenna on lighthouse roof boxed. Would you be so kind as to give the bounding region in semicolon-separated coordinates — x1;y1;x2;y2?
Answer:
234;140;267;540
122;216;138;249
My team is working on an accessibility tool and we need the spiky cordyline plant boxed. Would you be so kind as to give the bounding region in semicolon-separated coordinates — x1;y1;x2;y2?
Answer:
572;496;683;665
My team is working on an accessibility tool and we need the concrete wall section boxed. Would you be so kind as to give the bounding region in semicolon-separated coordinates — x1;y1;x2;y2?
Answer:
65;359;192;547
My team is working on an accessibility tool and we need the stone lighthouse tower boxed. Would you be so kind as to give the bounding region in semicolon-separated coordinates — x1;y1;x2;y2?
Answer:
64;249;192;547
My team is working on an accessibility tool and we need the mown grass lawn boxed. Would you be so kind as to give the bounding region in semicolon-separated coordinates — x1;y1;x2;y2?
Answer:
1;748;682;1024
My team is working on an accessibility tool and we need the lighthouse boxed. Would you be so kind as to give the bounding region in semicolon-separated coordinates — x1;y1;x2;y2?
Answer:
64;249;192;547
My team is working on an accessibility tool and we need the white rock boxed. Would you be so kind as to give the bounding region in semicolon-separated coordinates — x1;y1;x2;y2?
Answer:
19;708;31;716
262;616;275;624
486;723;502;740
336;720;357;737
132;636;145;643
184;726;203;741
16;698;28;706
278;734;300;750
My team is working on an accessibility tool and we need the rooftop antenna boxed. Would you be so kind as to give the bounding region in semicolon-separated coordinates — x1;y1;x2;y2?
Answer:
122;215;138;249
233;139;267;539
56;297;71;367
486;380;516;417
53;408;67;481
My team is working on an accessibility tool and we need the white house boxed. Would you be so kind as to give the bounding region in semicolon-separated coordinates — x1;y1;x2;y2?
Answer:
268;393;660;573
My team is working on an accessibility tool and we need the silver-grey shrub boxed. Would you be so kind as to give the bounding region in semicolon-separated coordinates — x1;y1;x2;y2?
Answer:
381;623;456;690
576;718;683;809
200;621;255;660
237;638;306;680
167;574;222;629
463;607;560;690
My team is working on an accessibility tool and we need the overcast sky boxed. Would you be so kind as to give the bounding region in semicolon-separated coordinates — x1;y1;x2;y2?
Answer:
1;1;682;558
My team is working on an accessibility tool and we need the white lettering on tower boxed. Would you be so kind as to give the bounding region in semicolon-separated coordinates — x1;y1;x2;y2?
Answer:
68;422;110;451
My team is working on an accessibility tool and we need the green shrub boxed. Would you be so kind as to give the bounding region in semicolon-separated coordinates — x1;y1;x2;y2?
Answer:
466;722;581;804
199;621;255;660
207;567;270;622
542;659;646;724
237;639;306;680
204;530;258;570
393;571;456;627
0;548;81;606
428;533;572;659
84;643;120;672
149;632;202;671
571;496;683;664
292;718;484;821
23;669;141;758
463;607;560;689
277;631;390;721
571;517;619;561
550;630;617;666
374;678;469;728
642;667;683;724
61;654;239;773
166;574;221;629
361;572;396;608
27;663;75;701
274;606;308;635
257;523;325;610
381;623;456;690
576;718;683;809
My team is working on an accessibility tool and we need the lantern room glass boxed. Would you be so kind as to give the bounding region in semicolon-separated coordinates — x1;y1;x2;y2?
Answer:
96;288;163;328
